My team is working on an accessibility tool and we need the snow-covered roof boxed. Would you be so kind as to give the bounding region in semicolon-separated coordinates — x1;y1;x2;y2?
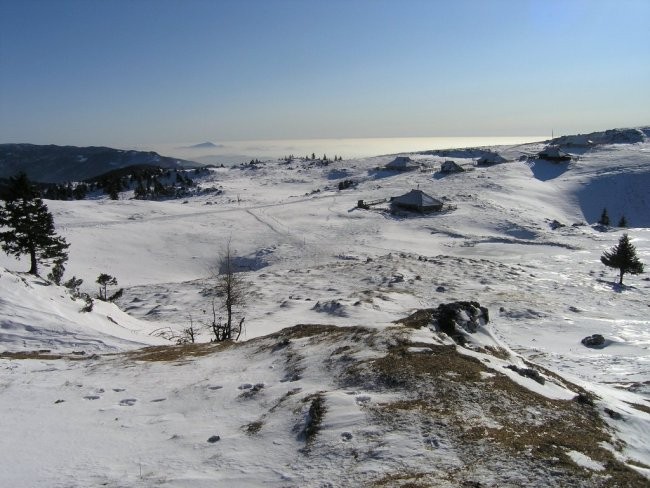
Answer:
440;160;464;173
538;146;570;159
476;152;507;165
392;189;443;209
385;156;418;170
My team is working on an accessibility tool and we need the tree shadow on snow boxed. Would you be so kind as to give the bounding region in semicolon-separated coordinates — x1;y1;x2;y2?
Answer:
596;278;637;293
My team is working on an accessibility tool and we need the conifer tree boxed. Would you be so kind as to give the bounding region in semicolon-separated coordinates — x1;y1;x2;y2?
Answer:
618;215;627;227
0;173;69;275
96;273;118;301
598;207;610;226
600;233;644;285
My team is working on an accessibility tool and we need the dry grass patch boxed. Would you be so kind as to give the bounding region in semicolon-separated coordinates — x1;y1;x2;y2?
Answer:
244;420;264;435
0;350;96;361
0;351;64;360
370;471;434;488
124;342;229;362
349;332;647;487
624;401;650;415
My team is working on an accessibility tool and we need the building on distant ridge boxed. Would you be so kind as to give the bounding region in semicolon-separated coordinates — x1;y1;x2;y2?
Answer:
537;146;572;162
440;160;464;173
476;152;507;167
385;156;419;172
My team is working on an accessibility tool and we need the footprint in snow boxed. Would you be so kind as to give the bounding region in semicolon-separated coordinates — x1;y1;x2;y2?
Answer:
119;398;137;406
208;385;223;390
83;395;100;400
113;388;125;392
150;398;166;403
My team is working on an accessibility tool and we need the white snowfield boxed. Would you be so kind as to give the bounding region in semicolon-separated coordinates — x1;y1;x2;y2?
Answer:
1;127;649;486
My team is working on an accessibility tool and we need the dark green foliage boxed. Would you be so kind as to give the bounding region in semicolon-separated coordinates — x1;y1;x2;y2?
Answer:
303;393;326;443
81;295;94;312
600;233;644;285
96;273;118;300
107;288;124;302
47;258;66;285
64;276;84;297
598;208;610;226
618;215;627;227
0;173;69;275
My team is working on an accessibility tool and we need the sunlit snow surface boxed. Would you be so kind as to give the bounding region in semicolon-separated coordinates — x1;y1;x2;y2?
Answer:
1;133;649;485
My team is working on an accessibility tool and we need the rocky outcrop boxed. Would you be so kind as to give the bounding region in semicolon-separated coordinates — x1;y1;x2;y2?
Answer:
398;301;489;344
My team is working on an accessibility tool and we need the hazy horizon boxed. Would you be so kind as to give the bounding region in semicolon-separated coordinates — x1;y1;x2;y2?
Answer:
141;135;548;164
1;0;649;147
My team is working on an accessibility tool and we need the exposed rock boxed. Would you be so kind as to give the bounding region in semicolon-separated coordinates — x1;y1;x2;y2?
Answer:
312;300;347;317
397;302;489;344
207;435;221;443
581;334;605;348
604;408;623;420
505;365;546;385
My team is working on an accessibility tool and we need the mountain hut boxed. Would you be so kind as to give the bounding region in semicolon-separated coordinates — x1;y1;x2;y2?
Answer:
391;189;443;213
385;156;419;172
537;146;571;162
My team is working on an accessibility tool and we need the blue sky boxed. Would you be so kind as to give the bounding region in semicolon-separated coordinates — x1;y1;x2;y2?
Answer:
1;0;648;147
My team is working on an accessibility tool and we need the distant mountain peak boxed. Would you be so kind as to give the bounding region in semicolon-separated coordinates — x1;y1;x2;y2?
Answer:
184;142;223;149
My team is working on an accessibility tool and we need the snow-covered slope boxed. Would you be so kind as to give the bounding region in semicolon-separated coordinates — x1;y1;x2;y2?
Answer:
0;269;167;352
1;128;649;485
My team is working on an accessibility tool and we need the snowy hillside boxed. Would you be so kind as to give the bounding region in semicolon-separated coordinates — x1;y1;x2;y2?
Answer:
0;143;202;183
1;128;649;486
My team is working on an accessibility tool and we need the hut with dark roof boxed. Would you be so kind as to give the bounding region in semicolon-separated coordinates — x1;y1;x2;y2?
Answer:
391;189;443;213
385;156;419;172
538;146;571;162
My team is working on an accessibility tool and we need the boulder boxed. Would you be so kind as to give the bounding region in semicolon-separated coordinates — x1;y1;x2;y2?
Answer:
581;334;605;348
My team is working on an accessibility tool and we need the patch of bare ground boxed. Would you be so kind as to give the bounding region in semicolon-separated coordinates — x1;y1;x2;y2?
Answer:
123;341;230;362
369;471;436;487
624;401;650;415
1;351;65;360
345;330;646;487
243;388;302;436
0;350;95;360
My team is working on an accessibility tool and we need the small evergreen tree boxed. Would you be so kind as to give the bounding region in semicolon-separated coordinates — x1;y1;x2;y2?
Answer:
64;276;84;297
47;258;66;285
96;273;118;301
598;207;610;226
0;173;69;275
600;233;644;285
618;215;627;227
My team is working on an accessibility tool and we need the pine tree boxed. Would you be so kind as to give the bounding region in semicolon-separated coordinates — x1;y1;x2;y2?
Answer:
598;208;610;226
0;173;69;275
96;273;118;301
600;233;644;285
618;215;627;227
